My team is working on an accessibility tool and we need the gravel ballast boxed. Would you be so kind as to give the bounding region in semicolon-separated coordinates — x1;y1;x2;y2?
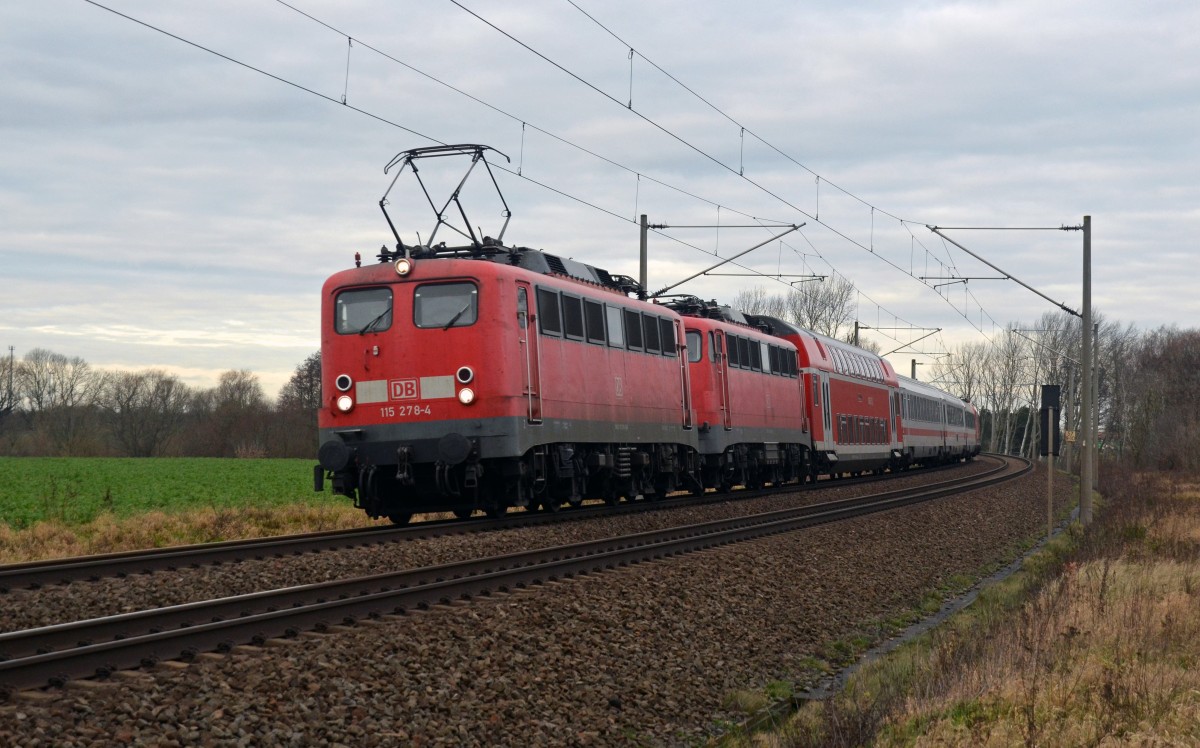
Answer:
0;462;1072;746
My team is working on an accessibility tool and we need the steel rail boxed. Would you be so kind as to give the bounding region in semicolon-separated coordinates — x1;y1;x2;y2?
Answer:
0;461;975;591
0;455;1028;696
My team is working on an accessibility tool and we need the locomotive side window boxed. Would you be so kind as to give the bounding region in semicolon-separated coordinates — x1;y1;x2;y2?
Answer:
686;330;703;362
335;287;393;335
660;318;677;357
643;314;661;354
727;335;741;368
536;288;561;336
760;342;771;373
562;294;585;341
746;338;760;371
624;309;644;351
584;300;606;344
414;282;478;329
605;305;625;348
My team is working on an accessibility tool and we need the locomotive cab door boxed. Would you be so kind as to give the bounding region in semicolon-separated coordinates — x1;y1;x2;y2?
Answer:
516;283;543;424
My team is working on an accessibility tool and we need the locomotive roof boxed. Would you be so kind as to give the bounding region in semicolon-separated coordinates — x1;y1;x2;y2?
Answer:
372;240;644;298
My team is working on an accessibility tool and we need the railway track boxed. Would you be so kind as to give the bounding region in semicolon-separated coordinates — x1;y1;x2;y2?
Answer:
0;455;1029;697
0;460;978;592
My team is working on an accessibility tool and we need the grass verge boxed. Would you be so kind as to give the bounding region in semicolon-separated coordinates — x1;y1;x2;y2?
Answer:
0;457;377;563
722;463;1200;747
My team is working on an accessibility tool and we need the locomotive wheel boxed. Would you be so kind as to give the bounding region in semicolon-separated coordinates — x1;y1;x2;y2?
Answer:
540;499;560;513
453;509;474;520
388;513;413;526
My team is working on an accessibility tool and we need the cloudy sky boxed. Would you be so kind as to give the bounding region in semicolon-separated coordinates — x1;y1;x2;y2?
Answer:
2;0;1197;396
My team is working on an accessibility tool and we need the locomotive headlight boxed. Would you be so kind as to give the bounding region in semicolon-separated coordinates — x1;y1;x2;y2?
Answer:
336;395;355;412
335;374;353;392
394;257;413;276
455;366;474;384
457;387;475;405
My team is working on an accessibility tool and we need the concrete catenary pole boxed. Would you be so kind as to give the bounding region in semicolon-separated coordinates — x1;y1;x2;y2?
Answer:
1080;215;1093;525
639;214;648;300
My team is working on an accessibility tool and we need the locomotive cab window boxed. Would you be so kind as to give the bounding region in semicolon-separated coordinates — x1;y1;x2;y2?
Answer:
335;287;393;335
414;282;478;329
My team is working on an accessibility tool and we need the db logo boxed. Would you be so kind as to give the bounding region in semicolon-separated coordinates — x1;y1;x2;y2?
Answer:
390;379;419;400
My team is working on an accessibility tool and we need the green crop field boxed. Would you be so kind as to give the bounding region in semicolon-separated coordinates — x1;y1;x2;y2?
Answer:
0;457;342;529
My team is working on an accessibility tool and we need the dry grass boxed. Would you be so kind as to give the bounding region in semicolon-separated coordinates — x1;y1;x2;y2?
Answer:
733;464;1200;747
0;504;380;564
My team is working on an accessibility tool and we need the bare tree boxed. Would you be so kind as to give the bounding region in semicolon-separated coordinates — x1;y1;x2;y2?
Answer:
185;369;270;457
278;352;322;411
275;352;322;458
728;276;857;340
785;274;857;338
15;348;105;454
101;369;192;457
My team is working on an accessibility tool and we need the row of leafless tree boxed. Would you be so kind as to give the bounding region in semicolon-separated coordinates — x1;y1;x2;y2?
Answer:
3;296;1197;468
0;349;321;458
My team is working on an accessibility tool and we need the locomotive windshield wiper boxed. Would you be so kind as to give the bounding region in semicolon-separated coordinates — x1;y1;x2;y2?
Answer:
358;303;393;335
442;301;472;331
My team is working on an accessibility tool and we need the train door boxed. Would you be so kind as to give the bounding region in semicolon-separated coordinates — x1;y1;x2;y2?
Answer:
891;390;902;451
714;330;732;430
516;283;542;423
821;373;833;443
675;320;693;429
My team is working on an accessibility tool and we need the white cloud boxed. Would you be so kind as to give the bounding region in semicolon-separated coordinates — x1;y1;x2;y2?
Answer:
2;0;1197;401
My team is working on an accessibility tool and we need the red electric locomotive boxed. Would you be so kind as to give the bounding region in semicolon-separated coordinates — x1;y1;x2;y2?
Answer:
315;145;702;522
664;298;810;489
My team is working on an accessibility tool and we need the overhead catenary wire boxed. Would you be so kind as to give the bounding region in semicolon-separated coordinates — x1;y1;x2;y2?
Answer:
83;0;1003;359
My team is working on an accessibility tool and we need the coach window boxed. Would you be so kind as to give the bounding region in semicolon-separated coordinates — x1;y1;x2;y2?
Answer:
660;318;677;357
536;288;562;336
584;299;606;344
686;330;703;362
414;282;478;329
562;294;585;341
624;309;644;351
643;314;661;354
605;305;624;348
335;287;392;335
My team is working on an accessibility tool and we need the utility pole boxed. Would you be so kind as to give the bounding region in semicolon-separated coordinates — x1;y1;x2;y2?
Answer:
638;214;648;300
1080;215;1093;525
5;346;12;415
1093;321;1100;488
